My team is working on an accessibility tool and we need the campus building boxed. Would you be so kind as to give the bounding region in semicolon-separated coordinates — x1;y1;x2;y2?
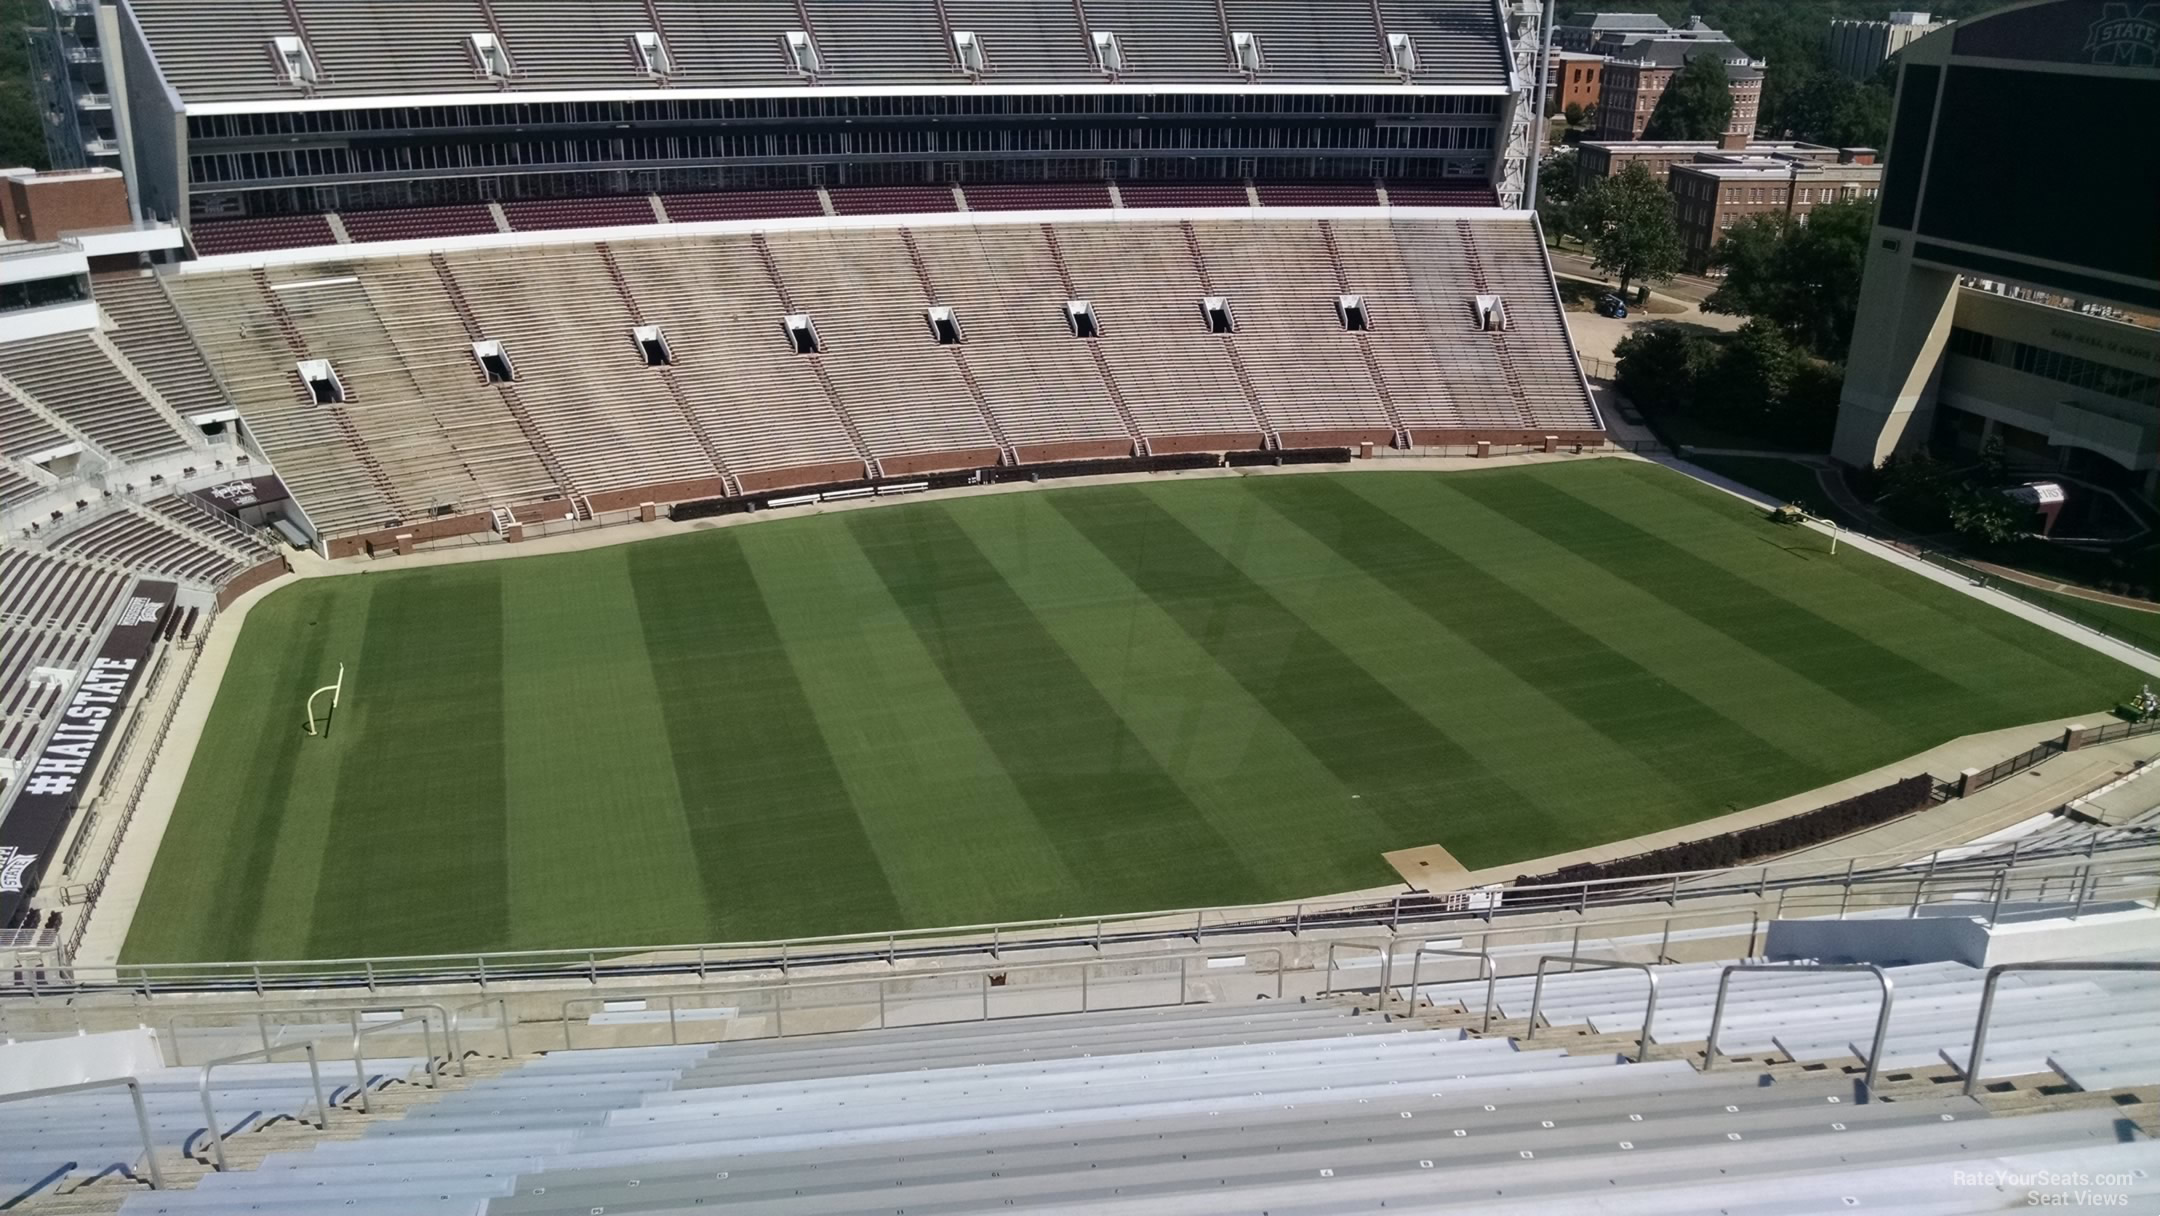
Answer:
1668;154;1883;271
1548;49;1605;114
1827;12;1949;80
1832;0;2160;495
1574;139;1844;186
1594;38;1764;142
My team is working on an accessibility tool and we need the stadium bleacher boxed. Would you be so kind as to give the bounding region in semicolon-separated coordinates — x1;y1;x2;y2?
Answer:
48;499;276;588
0;548;134;772
33;977;2151;1216
187;216;338;258
0;333;194;462
168;214;1598;544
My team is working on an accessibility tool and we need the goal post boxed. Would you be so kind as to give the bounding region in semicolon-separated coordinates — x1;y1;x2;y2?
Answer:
304;662;345;737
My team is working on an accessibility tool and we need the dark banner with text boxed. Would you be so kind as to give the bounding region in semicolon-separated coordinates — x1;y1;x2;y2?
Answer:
0;580;174;927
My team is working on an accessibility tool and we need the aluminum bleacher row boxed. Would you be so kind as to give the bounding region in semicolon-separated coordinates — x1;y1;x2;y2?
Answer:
183;180;1501;258
126;0;1512;104
2;1058;428;1208
93;998;2160;1216
1414;954;2160;1092
0;548;134;771
167;214;1595;542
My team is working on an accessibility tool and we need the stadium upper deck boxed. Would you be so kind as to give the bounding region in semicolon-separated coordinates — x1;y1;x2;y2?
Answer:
125;0;1512;102
106;0;1540;224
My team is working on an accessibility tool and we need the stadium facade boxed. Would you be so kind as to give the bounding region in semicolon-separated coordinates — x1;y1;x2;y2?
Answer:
1831;0;2160;489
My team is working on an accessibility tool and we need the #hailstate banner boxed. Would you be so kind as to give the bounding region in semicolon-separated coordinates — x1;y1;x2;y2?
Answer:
0;580;174;928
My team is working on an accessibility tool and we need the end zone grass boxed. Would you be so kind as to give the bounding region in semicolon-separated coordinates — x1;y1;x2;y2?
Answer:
123;462;2141;962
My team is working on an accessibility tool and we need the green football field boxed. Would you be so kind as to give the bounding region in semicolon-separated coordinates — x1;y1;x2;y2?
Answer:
122;461;2141;963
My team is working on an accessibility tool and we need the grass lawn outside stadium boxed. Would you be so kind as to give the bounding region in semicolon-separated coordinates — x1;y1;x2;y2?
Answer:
121;461;2143;963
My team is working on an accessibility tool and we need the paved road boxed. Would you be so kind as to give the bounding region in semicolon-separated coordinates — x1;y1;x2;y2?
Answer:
1548;247;1719;303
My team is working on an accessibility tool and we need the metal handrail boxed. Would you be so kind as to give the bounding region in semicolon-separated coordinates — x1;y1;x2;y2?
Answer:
347;1012;439;1112
43;832;2157;999
0;1077;166;1189
1396;942;1498;1031
197;1040;330;1171
1525;956;1659;1062
451;995;515;1064
1703;963;1893;1095
1960;961;2160;1097
557;947;1285;1049
165;1001;452;1112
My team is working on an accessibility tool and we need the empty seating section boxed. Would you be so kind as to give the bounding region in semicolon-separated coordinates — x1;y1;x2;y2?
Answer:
166;215;1591;540
1467;220;1600;430
939;0;1099;80
485;0;658;89
606;239;867;489
166;273;404;535
121;0;300;103
288;0;495;97
189;215;337;257
1074;0;1235;80
1255;182;1380;206
340;204;500;243
103;1001;2160;1216
49;503;249;586
829;185;957;216
800;0;966;85
501;197;658;233
263;261;561;511
146;493;279;562
0;549;129;770
647;0;800;85
92;274;238;425
1345;219;1529;433
1118;181;1251;208
963;182;1115;211
1377;0;1515;84
5;1058;423;1206
126;0;1508;103
656;189;823;223
442;246;718;492
1190;220;1394;444
0;333;191;460
908;226;1136;459
0;376;73;460
1388;182;1502;207
1220;0;1388;80
761;230;998;468
0;463;42;512
1054;222;1263;445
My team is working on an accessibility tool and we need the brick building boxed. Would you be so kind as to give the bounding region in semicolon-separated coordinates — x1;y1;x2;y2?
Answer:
1574;139;1845;187
1668;154;1884;270
1548;51;1605;115
1595;39;1764;143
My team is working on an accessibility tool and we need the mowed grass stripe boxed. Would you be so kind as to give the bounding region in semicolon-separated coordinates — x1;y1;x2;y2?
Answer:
122;582;354;963
1148;480;1694;865
1050;485;1550;848
741;520;1092;928
1598;462;2134;706
499;552;707;949
308;572;510;957
628;536;904;941
847;504;1265;912
1481;474;1964;722
1256;475;1823;814
953;493;1400;894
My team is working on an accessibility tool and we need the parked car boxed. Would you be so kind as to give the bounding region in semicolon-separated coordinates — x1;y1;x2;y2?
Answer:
1595;293;1628;319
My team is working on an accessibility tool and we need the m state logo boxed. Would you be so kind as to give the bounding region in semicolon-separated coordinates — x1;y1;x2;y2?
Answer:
2086;3;2159;65
0;846;37;894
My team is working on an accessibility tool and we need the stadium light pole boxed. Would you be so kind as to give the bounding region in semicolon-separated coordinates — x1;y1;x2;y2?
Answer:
1524;0;1557;213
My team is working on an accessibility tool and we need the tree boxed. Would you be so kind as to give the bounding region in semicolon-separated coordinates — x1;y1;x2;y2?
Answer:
1704;199;1875;361
1614;325;1717;414
1576;162;1685;296
1534;149;1582;240
1946;485;2027;545
1642;53;1734;141
1563;101;1587;128
1702;319;1801;422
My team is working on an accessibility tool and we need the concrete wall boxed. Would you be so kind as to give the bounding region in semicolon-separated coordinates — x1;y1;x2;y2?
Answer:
1766;905;2160;968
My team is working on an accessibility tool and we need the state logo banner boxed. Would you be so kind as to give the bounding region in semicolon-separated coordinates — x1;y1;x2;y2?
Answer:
0;580;176;928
